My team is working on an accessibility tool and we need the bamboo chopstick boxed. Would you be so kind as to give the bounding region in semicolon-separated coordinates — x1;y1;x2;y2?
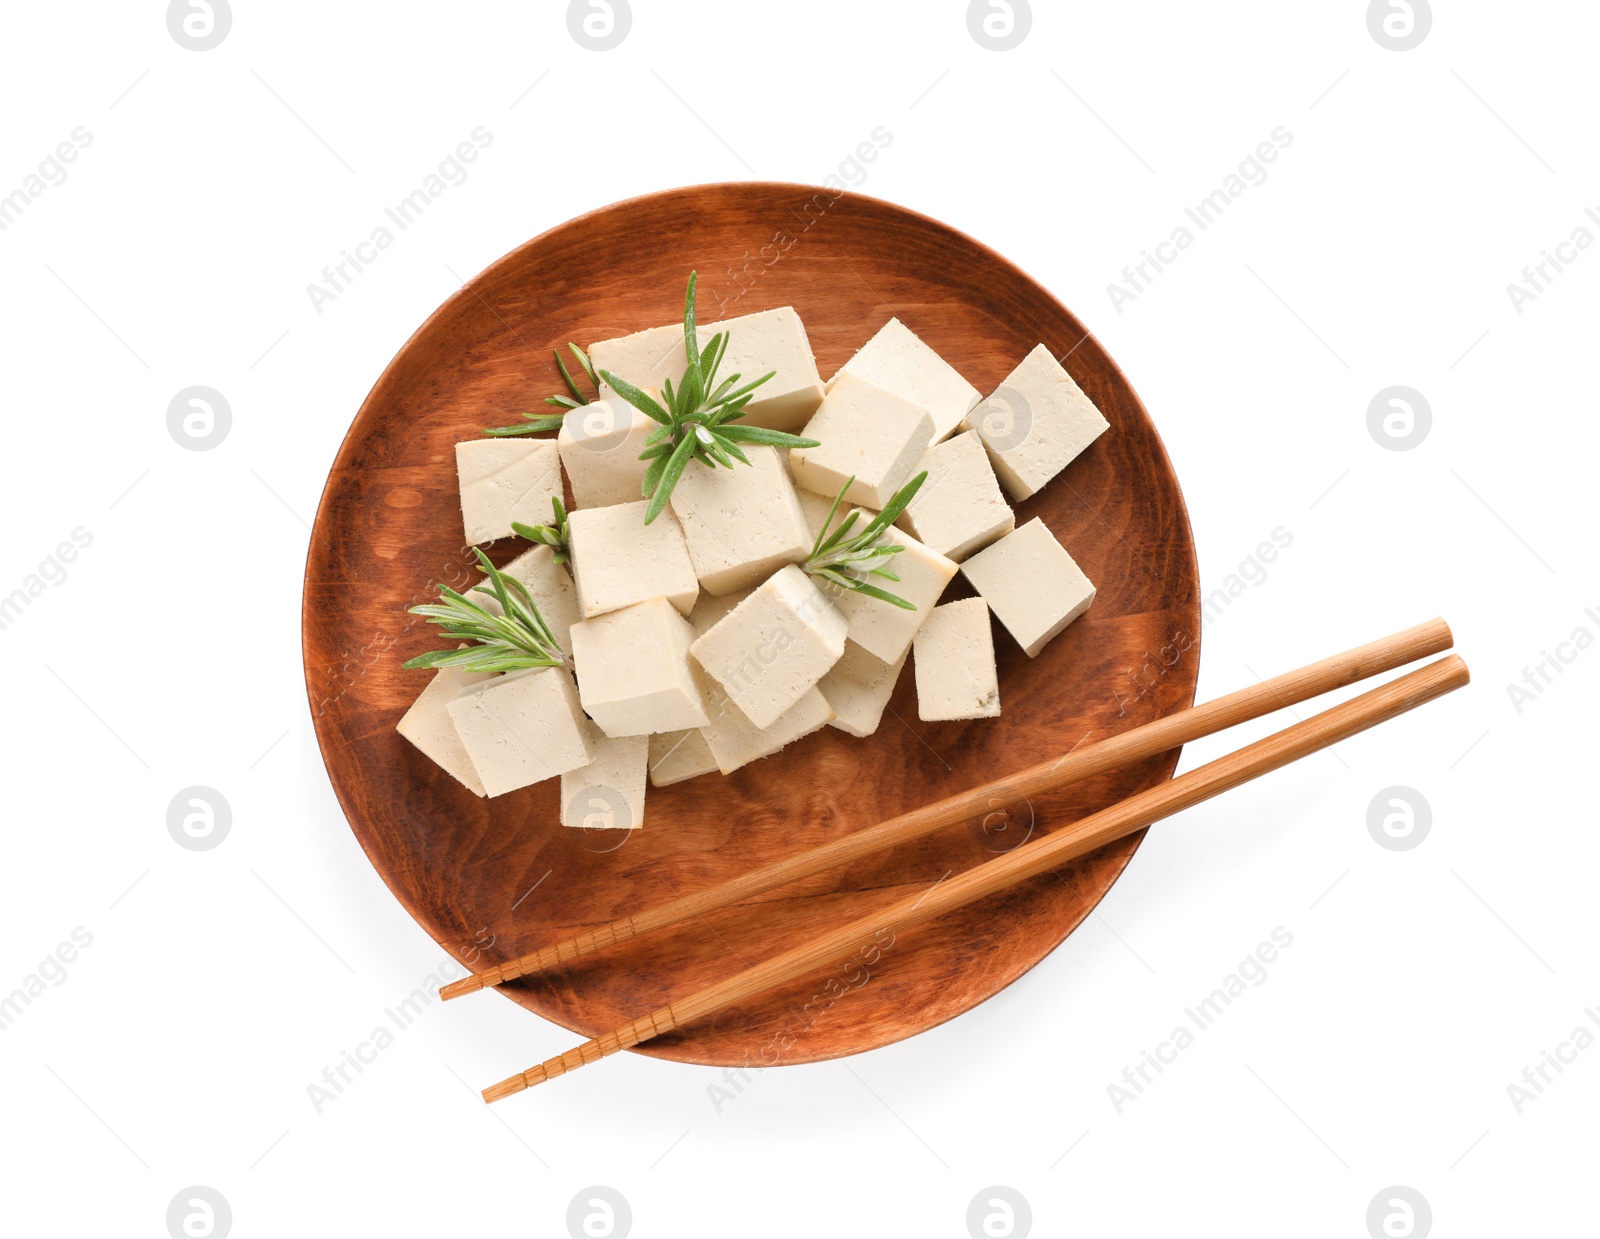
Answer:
444;618;1453;1002
482;652;1468;1102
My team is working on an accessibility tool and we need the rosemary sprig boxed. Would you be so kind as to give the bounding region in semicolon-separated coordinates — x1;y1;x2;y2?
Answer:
484;344;601;436
403;548;569;673
601;272;821;524
511;496;570;565
803;471;929;610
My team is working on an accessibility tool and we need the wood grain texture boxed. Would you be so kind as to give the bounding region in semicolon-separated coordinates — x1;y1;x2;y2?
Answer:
485;654;1470;1100
301;183;1202;1066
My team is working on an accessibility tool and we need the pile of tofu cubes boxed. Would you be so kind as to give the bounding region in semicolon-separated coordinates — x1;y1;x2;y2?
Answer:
398;307;1109;831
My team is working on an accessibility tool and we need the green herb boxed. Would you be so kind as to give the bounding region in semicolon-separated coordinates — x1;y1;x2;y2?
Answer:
601;272;821;524
484;344;601;437
803;472;929;610
511;496;571;565
403;548;569;673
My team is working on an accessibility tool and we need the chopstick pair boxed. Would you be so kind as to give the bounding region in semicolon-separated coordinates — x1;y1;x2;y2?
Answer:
459;620;1466;1103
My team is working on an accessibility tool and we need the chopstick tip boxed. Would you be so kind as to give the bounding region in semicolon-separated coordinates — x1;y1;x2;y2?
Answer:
482;1074;528;1104
440;975;484;1001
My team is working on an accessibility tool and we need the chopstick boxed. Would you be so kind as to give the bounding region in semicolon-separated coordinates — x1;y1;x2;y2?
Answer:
444;618;1453;1002
482;651;1469;1101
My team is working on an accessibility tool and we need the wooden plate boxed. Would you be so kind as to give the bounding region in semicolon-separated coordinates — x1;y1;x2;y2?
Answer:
302;183;1200;1067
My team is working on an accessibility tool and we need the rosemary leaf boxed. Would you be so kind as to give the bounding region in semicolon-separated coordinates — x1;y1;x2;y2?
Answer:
699;331;726;386
553;347;586;405
484;413;566;436
842;580;918;610
645;430;700;524
641;450;669;499
602;369;672;425
682;271;701;371
677;355;704;413
718;425;820;449
569;342;601;390
715;436;750;467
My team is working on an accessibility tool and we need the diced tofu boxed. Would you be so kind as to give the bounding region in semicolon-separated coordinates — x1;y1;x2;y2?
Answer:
700;681;835;775
829;317;981;441
913;598;1001;720
569;597;711;736
828;521;958;664
396;664;495;795
590;307;826;434
445;668;592;798
566;500;699;619
960;517;1095;657
789;373;934;509
455;439;563;544
818;640;907;738
690;565;846;729
558;396;654;509
895;429;1015;562
465;544;580;654
647;729;720;787
670;446;812;594
561;720;648;829
962;343;1110;501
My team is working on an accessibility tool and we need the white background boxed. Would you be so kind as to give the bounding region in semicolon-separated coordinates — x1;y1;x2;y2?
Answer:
1;1;1595;1235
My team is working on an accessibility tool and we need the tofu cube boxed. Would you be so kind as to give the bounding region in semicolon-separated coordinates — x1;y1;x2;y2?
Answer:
566;500;699;619
818;640;907;738
647;729;720;787
960;518;1095;657
569;597;711;737
829;317;981;442
710;306;827;433
445;668;593;798
395;664;495;796
689;565;846;729
789;373;934;509
590;307;825;434
687;577;837;772
827;521;959;664
962;344;1110;501
466;544;580;655
913;598;1001;720
670;446;812;595
561;720;648;829
454;439;563;544
558;396;655;509
700;681;835;775
895;429;1015;562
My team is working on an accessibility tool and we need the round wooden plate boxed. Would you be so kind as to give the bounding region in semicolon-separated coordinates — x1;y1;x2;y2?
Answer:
303;183;1200;1067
